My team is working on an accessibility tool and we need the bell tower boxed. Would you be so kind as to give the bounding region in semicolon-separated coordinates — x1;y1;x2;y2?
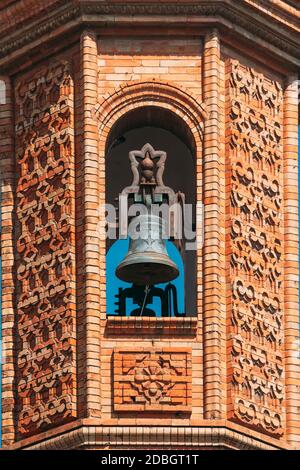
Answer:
0;1;299;450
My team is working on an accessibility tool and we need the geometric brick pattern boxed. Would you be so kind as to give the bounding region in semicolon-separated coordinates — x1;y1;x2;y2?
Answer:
14;59;77;437
226;59;285;437
114;349;192;412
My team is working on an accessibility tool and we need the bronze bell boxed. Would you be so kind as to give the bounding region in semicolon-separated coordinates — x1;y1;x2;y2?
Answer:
116;214;179;285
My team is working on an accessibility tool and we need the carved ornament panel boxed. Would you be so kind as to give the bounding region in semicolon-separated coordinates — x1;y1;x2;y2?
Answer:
227;59;284;437
114;349;192;412
14;60;76;437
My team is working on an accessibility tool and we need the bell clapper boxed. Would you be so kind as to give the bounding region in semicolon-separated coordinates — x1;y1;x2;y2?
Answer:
139;285;150;316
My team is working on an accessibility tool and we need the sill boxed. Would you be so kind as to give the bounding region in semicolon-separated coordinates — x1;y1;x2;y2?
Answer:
105;316;197;336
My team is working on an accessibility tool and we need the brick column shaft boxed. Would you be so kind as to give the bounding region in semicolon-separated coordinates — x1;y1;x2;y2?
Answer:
284;75;300;448
78;31;101;418
202;30;223;419
0;77;15;445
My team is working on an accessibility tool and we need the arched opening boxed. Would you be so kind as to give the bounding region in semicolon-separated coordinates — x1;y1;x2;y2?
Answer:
105;106;197;316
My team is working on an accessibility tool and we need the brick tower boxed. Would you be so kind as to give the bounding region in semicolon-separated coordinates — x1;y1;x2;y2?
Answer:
0;1;299;450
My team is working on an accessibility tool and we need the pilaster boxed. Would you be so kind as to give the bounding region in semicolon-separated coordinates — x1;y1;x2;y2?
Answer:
0;76;15;446
283;74;300;448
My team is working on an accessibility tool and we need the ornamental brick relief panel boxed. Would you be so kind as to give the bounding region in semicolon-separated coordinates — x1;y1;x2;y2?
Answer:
14;59;77;437
226;58;285;437
114;349;192;412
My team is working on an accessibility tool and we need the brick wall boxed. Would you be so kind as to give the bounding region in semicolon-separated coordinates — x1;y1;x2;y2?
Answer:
92;32;299;445
98;37;202;101
95;35;205;424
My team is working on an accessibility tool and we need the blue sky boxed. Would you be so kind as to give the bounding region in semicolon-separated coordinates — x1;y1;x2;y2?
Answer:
106;239;185;316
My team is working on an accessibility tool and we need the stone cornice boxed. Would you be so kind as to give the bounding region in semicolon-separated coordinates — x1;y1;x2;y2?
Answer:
0;1;299;71
7;421;292;450
245;0;300;30
0;0;67;39
0;2;79;60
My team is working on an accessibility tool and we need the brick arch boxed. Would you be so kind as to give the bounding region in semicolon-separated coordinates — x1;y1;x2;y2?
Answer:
95;79;205;326
95;80;207;150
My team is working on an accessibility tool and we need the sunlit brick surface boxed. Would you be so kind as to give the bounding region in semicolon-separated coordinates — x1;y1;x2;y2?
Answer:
0;0;299;450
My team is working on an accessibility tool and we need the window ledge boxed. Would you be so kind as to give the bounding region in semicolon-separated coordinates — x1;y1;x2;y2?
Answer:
105;316;197;336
